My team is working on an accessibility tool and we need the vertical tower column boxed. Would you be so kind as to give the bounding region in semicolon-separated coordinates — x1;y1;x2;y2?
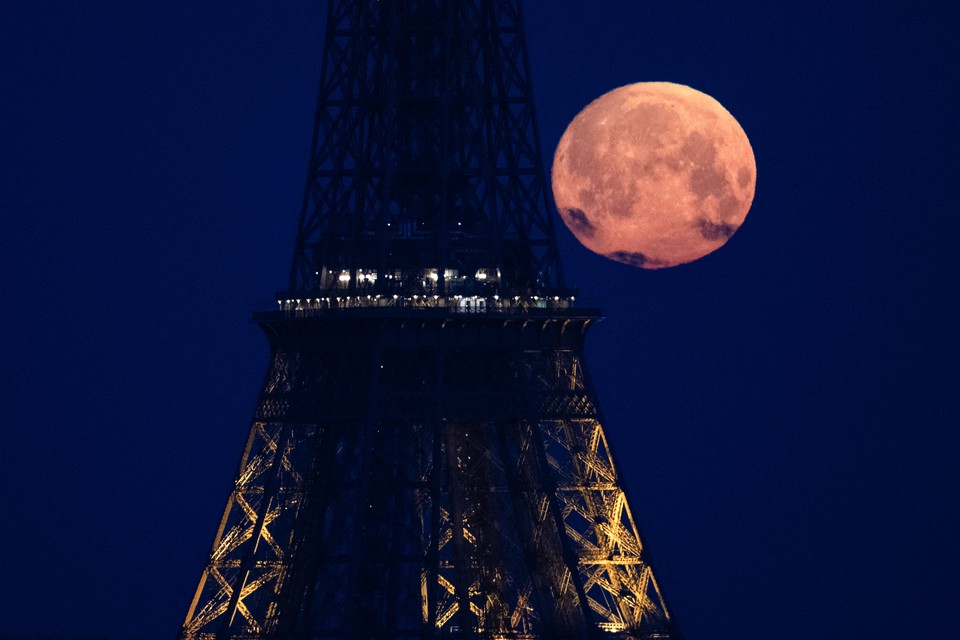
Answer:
180;1;682;638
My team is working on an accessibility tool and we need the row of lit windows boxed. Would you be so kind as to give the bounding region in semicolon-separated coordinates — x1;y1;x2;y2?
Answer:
329;267;500;284
277;294;575;311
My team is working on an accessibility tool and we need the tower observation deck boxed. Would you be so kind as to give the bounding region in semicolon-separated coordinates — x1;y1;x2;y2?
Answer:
180;2;681;639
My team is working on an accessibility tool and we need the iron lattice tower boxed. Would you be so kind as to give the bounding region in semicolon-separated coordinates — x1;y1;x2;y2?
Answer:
180;2;681;639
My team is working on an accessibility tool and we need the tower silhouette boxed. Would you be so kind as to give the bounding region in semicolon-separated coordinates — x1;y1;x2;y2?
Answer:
180;2;680;639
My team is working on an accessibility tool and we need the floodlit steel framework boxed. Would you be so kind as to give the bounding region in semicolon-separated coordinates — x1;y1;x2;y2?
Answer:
181;2;680;638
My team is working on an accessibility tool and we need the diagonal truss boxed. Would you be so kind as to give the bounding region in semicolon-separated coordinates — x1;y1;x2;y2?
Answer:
181;352;314;638
180;316;679;640
535;354;675;638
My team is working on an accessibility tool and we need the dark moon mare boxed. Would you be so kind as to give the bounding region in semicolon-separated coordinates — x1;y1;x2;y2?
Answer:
563;208;597;238
682;131;744;240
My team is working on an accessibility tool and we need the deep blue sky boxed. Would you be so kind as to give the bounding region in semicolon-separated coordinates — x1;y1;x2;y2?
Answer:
1;2;957;638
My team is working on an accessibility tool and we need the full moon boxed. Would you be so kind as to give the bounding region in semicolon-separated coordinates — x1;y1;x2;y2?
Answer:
551;82;756;269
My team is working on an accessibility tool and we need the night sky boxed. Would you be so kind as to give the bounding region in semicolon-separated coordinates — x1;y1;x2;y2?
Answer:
1;2;957;638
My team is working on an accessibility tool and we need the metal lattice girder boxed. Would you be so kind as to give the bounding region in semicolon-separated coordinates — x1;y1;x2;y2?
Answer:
182;353;314;637
532;353;673;636
287;0;565;300
180;312;680;640
181;1;681;637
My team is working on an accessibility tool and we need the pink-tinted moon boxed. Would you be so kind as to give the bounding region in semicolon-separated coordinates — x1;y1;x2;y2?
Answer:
551;82;756;269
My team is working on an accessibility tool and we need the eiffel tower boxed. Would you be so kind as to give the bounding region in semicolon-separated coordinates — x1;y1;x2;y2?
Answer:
180;2;681;638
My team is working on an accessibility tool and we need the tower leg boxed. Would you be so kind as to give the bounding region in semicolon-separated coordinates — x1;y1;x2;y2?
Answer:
181;317;678;639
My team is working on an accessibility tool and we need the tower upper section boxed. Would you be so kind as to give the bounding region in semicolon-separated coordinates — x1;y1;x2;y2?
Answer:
284;0;568;309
